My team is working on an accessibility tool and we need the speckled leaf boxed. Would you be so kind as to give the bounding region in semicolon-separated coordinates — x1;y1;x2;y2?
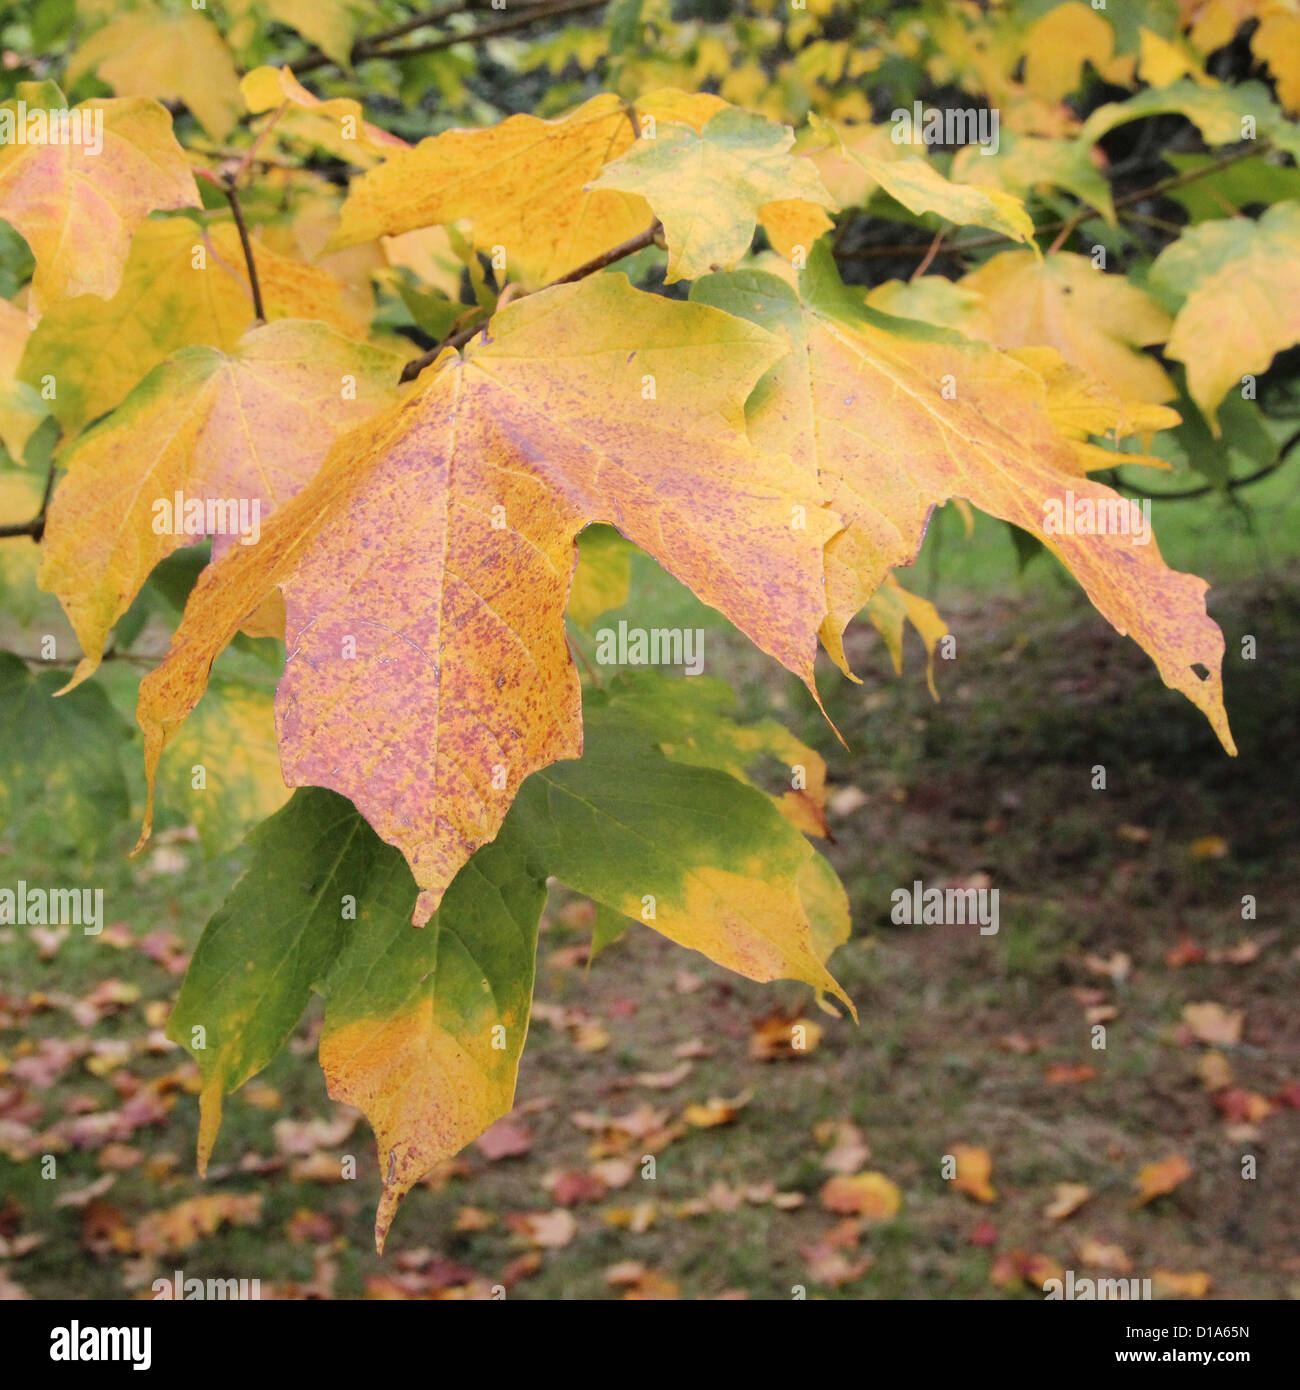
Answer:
691;251;1235;754
40;320;401;689
0;85;198;315
959;251;1174;404
329;92;654;287
134;273;838;923
20;217;374;436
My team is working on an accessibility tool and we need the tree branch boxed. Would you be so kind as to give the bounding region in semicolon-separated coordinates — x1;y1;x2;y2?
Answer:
840;139;1273;262
1113;430;1300;501
399;221;662;383
294;0;606;76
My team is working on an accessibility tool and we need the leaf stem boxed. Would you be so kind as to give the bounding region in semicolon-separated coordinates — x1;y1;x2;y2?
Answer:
0;461;57;541
398;221;662;383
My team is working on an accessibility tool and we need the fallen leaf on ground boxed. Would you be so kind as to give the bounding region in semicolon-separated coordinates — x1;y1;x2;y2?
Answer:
1084;952;1131;983
1044;1062;1098;1084
1043;1183;1092;1221
632;1062;693;1090
683;1091;752;1127
1153;1268;1212;1298
475;1116;534;1160
814;1119;871;1174
1133;1154;1193;1207
504;1209;576;1249
1198;1050;1235;1092
1182;1002;1244;1045
1213;1089;1273;1124
750;1012;823;1060
949;1145;998;1203
989;1248;1063;1291
819;1172;902;1222
1166;936;1207;967
1075;1237;1132;1272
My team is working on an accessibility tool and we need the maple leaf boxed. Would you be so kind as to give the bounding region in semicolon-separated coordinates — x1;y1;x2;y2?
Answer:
1081;79;1298;155
587;107;837;281
691;249;1235;754
329;92;654;286
583;669;831;837
176;724;849;1248
1138;28;1211;89
317;815;547;1250
509;719;850;1003
40;320;401;689
135;273;839;923
948;1144;998;1203
67;8;242;142
0;653;130;856
959;251;1174;404
1149;201;1300;428
1253;13;1300;116
950;132;1116;225
811;116;1035;247
263;0;371;67
241;66;410;167
20;217;374;436
863;572;949;698
819;1172;902;1221
1132;1153;1193;1206
152;672;292;856
330;89;829;288
0;84;198;316
1020;1;1118;103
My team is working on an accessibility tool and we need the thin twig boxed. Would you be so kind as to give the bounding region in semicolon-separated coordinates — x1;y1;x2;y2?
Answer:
1114;431;1300;501
399;221;661;383
223;179;266;322
911;224;948;280
361;0;476;49
1117;208;1186;235
234;103;289;185
12;646;154;669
